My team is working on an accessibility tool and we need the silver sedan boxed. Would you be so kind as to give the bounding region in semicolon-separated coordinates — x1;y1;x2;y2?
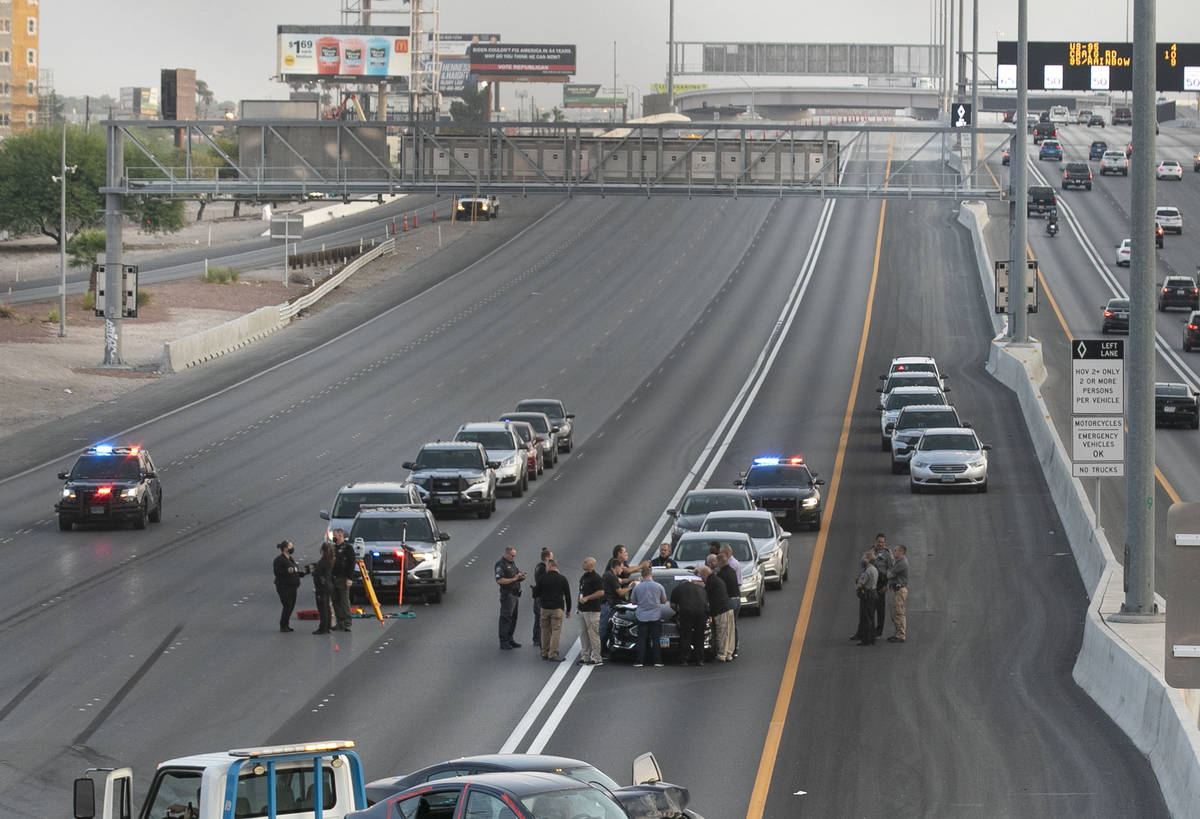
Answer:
699;509;791;589
909;427;990;493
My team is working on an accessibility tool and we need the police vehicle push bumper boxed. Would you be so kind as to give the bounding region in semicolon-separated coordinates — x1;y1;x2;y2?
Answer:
56;482;146;526
417;476;493;514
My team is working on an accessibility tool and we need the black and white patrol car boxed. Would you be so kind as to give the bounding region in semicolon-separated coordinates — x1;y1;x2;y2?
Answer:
55;444;163;530
733;456;825;530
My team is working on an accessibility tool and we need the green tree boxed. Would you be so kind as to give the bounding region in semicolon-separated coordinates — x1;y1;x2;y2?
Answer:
129;196;186;234
66;228;105;268
0;126;106;247
195;79;215;118
449;84;490;126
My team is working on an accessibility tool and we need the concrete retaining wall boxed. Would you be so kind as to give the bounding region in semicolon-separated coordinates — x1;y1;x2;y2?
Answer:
959;201;1200;817
162;305;282;373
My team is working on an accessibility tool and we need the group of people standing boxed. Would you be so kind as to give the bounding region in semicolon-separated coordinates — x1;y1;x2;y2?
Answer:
272;529;358;634
852;533;908;646
496;541;746;667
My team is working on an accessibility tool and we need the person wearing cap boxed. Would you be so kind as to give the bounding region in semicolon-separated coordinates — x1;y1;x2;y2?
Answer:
272;540;308;632
329;529;356;633
854;550;879;646
887;544;909;643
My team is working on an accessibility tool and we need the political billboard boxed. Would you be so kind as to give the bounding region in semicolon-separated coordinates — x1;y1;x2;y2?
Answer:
277;25;411;82
470;44;576;79
419;33;500;95
563;84;627;107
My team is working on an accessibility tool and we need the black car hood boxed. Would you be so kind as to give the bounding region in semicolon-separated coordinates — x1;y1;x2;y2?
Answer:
745;486;814;500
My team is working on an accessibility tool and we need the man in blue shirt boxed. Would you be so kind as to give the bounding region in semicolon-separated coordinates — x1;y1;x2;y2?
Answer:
629;565;667;668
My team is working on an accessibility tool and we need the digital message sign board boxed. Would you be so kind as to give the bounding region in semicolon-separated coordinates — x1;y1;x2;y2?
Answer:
997;41;1200;91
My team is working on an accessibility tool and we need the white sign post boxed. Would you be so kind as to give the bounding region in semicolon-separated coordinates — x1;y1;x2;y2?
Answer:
1071;339;1126;525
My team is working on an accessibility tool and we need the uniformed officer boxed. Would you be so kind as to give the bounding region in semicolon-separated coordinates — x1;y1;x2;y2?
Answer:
330;529;357;632
495;546;526;649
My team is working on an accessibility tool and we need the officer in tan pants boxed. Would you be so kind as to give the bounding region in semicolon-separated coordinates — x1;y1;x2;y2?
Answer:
887;544;909;642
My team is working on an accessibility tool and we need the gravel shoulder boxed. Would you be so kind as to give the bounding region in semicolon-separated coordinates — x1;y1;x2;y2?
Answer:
0;199;508;445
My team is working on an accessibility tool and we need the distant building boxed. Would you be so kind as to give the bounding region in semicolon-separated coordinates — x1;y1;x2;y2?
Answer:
120;86;158;119
161;68;195;120
0;0;40;135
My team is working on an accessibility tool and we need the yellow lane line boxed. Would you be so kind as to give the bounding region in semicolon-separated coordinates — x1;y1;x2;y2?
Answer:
744;133;893;818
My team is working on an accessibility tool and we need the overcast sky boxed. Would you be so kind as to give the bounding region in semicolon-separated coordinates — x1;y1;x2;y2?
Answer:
41;1;1200;112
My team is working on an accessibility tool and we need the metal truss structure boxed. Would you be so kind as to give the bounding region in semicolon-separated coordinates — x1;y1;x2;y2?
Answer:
103;119;1011;202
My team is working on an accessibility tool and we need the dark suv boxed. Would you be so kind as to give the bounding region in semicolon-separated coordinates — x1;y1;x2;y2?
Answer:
1027;186;1057;216
403;442;498;518
1183;311;1200;352
513;398;575;452
55;444;163;530
733;456;826;531
1033;121;1057;143
1062;163;1093;190
1158;276;1199;312
1088;141;1108;160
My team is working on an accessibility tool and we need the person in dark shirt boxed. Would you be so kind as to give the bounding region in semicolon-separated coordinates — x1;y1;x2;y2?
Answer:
577;557;605;664
670;575;708;665
716;552;742;659
272;540;308;632
700;565;733;661
532;548;552;647
311;542;335;635
649;542;678;568
599;557;635;658
532;558;571;661
330;529;357;632
495;546;526;649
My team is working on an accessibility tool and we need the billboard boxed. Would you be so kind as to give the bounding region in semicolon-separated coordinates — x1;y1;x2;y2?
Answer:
120;87;158;118
470;44;576;78
563;84;627;107
997;41;1200;91
277;25;411;82
649;82;708;94
420;33;500;95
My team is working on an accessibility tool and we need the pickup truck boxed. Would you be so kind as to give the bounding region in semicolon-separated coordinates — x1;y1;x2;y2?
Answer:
1099;150;1129;176
454;194;500;220
1062;162;1093;190
73;740;368;819
1032;121;1057;144
1027;185;1057;217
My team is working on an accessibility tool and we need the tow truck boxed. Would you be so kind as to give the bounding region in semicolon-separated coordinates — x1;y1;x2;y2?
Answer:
72;740;368;819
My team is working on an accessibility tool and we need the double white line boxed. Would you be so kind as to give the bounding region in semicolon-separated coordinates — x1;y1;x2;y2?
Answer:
500;156;855;755
1028;160;1200;391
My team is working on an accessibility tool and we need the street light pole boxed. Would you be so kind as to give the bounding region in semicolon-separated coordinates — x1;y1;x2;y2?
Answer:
58;123;66;337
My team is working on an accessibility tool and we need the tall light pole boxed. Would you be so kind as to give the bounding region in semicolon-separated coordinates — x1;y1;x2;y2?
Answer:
667;0;675;112
51;123;77;339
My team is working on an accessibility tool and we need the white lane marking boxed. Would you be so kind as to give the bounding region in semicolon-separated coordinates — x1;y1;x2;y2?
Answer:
503;141;857;754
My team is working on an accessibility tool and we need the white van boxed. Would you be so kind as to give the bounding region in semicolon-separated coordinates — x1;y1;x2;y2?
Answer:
1049;105;1071;124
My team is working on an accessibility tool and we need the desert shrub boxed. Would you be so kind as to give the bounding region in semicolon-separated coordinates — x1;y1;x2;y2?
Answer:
203;266;240;284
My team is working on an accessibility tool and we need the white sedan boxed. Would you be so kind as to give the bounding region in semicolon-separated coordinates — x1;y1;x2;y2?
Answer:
909;427;990;493
1156;160;1184;181
700;509;791;589
1115;239;1132;267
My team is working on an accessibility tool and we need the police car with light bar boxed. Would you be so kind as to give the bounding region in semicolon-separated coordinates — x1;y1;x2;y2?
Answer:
733;456;825;530
347;504;450;603
55;444;163;531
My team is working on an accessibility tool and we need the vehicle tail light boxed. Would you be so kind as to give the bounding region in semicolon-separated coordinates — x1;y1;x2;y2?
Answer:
393;550;405;559
1190;324;1199;331
96;486;112;496
1104;311;1114;318
1088;172;1093;179
1063;171;1068;179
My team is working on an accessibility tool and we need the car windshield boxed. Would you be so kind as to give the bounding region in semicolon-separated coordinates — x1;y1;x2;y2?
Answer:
674;537;755;562
1158;384;1190;397
415;449;484;469
515;401;564;421
349;516;433;543
456;430;516;450
520;787;627;819
743;465;813;487
884;373;940;391
896;409;958;430
70;455;141;480
504;413;550;434
679;493;751;516
918;433;978;452
889;362;937;375
886;392;945;411
509;424;534;444
702;517;774;538
1108;300;1130;310
559;766;620;791
332;491;412;518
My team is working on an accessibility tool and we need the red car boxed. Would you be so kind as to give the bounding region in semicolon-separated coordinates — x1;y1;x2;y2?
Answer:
507;419;544;479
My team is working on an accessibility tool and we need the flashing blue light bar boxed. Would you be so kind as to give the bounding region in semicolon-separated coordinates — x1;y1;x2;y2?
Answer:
753;455;804;466
93;445;114;455
753;457;781;465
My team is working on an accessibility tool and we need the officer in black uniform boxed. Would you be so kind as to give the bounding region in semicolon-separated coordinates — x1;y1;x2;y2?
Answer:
272;540;308;632
330;529;357;632
495;546;526;649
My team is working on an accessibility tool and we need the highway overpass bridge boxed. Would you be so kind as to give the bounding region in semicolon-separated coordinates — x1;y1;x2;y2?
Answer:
673;85;943;121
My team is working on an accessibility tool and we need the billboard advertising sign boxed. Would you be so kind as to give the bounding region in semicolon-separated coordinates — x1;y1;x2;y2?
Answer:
997;40;1200;91
470;44;576;78
420;33;500;95
277;25;411;81
563;84;628;107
